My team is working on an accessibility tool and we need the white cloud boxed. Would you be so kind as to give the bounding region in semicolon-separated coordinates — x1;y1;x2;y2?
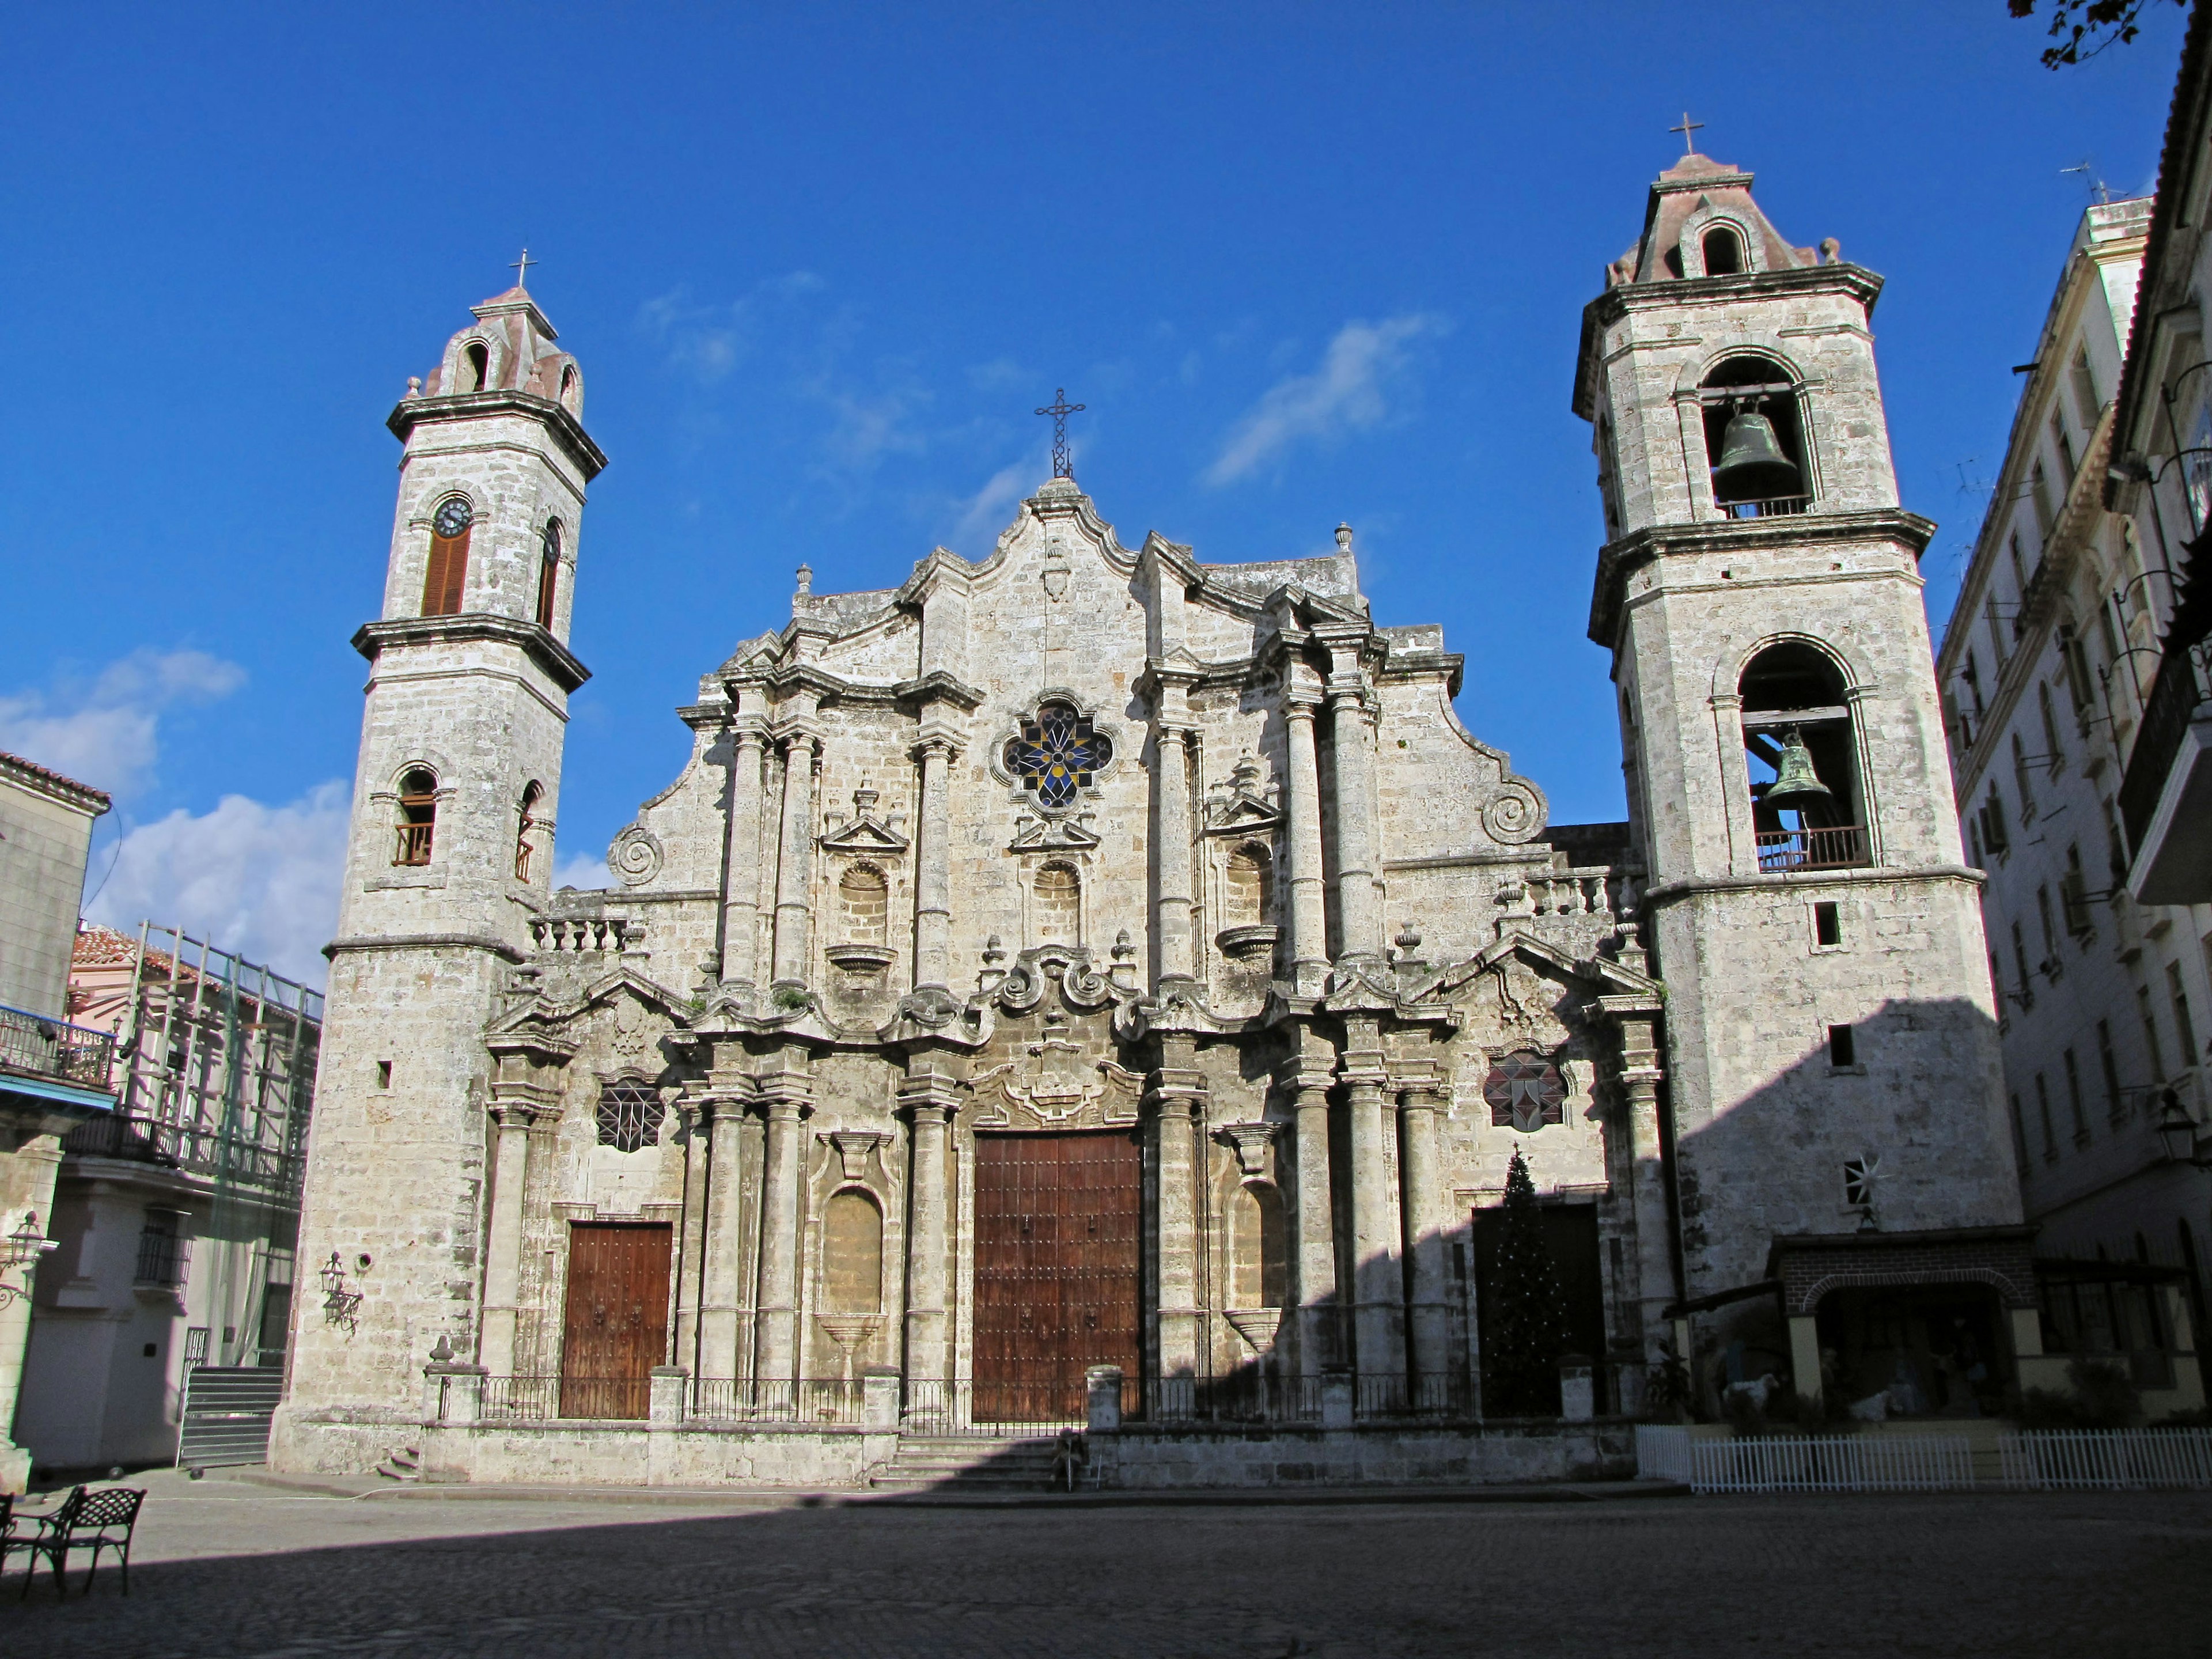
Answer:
0;649;245;796
949;455;1043;552
552;849;612;892
86;783;351;988
638;271;826;386
1203;314;1446;486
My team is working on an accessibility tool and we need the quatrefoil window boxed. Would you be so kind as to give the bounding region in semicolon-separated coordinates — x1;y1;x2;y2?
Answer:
1004;702;1111;812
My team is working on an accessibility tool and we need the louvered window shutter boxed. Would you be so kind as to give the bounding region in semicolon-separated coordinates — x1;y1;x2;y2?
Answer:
422;529;469;616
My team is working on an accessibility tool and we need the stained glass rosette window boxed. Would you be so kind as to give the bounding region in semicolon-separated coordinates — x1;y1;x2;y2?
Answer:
1004;703;1111;811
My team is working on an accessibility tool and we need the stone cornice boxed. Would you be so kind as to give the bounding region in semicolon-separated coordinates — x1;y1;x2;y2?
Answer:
1586;508;1937;649
324;931;527;964
353;615;592;695
892;671;986;711
1639;863;1984;908
387;389;608;480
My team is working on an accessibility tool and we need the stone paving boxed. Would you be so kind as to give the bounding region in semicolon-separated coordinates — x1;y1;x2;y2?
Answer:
6;1470;2210;1657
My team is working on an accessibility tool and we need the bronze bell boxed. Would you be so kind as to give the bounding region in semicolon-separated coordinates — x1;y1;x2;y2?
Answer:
1712;408;1802;502
1766;728;1834;812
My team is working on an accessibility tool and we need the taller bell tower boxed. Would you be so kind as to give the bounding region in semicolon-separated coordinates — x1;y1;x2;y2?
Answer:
273;281;607;1472
1576;153;2030;1384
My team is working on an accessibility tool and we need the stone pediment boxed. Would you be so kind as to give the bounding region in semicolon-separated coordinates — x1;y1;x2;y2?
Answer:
491;966;692;1038
1204;752;1281;836
1413;927;1661;1011
1009;815;1100;854
820;817;909;855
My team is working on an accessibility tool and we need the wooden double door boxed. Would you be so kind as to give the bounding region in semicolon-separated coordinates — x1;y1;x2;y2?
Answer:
972;1129;1142;1418
560;1221;671;1419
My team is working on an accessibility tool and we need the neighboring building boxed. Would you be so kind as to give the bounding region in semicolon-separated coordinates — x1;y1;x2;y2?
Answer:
13;925;320;1473
1934;193;2212;1379
272;156;2056;1489
0;751;117;1494
2114;0;2212;913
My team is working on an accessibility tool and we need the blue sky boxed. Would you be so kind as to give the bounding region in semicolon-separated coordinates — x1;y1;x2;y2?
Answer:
0;2;2188;986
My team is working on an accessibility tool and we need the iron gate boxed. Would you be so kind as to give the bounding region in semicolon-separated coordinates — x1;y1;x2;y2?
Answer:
178;1365;285;1469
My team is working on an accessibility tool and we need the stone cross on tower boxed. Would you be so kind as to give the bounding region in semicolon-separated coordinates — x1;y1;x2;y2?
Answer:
511;248;538;290
1035;388;1086;480
1669;112;1705;155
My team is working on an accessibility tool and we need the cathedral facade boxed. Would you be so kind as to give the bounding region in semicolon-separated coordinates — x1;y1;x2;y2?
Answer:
272;155;2042;1483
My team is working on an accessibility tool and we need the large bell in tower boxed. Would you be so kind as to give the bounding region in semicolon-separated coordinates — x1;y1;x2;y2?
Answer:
1765;728;1834;813
1712;407;1803;502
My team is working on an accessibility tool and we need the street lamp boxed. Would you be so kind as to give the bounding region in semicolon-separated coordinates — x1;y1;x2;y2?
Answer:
2154;1089;2212;1167
0;1210;55;1305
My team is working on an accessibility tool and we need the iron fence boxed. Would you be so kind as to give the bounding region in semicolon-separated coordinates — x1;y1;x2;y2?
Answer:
902;1378;1093;1435
1755;824;1869;872
1999;1428;2212;1490
1637;1426;1977;1494
1152;1372;1323;1423
0;1002;116;1088
477;1375;655;1421
688;1377;864;1424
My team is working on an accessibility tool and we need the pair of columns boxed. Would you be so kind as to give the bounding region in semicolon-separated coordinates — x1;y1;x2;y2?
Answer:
1284;1030;1452;1383
1279;662;1384;990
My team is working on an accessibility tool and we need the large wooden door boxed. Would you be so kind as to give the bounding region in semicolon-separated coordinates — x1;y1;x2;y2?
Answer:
973;1129;1142;1419
560;1222;671;1419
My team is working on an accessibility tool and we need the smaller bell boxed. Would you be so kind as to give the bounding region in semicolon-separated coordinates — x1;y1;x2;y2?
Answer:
1712;408;1802;502
1766;728;1834;812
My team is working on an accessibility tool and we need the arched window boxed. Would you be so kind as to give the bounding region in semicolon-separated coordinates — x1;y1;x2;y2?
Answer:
422;497;472;616
515;781;542;882
595;1080;662;1154
463;340;490;392
838;863;888;944
1701;355;1809;517
559;363;580;411
1702;225;1744;276
536;520;562;630
1740;644;1867;871
821;1190;884;1313
1225;843;1272;929
1033;862;1080;943
1229;1183;1287;1310
395;768;438;866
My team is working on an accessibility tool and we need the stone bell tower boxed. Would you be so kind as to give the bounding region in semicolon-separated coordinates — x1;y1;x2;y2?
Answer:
272;276;607;1473
1573;153;2029;1380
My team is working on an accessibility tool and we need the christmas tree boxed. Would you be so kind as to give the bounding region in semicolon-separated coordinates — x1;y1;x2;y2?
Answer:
1484;1147;1569;1415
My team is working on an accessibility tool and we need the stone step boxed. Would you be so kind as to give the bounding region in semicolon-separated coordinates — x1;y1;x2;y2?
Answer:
375;1445;422;1482
871;1433;1066;1491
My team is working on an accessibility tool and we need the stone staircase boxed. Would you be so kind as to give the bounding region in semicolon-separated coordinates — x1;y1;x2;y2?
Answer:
869;1434;1064;1493
374;1444;422;1482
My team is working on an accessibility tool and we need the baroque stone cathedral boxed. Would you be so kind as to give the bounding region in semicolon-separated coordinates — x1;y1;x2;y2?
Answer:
272;153;2041;1483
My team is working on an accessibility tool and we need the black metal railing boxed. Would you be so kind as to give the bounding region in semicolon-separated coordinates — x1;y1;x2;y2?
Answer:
480;1375;655;1421
1717;493;1812;519
1151;1372;1323;1423
901;1378;1097;1435
61;1112;301;1195
1756;824;1870;872
2120;643;2210;856
688;1377;864;1424
0;1003;115;1089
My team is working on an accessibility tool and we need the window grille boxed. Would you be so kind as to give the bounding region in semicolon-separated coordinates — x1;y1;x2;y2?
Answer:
136;1211;189;1289
596;1080;663;1154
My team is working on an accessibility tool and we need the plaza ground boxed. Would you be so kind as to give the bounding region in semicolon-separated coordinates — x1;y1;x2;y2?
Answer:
4;1471;2210;1656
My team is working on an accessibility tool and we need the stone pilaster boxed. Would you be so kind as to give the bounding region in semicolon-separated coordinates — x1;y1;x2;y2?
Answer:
1340;1016;1402;1377
1324;655;1382;964
476;1100;542;1377
1608;1001;1673;1358
1395;1065;1452;1385
1145;662;1201;990
671;1100;710;1379
1279;1027;1339;1378
696;1093;754;1382
752;1048;813;1381
1282;682;1330;998
770;732;820;989
911;734;958;989
1149;1035;1208;1377
717;721;769;991
900;1055;960;1382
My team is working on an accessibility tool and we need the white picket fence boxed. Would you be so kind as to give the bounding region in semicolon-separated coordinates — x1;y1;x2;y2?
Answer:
1637;1423;2212;1494
1998;1428;2212;1490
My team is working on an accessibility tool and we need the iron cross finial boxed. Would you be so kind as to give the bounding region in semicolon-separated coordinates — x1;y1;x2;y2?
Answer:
511;248;538;290
1035;388;1086;480
1670;112;1705;156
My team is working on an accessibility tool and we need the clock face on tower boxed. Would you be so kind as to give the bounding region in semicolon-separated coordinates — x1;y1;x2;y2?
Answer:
433;498;474;539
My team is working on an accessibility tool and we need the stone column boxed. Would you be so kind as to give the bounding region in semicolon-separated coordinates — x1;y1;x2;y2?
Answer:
1341;1017;1402;1380
1615;1007;1675;1361
1396;1073;1452;1388
770;734;820;989
1325;670;1382;964
671;1100;710;1378
902;1088;955;1382
1151;1039;1207;1377
696;1097;751;1382
718;723;769;990
753;1097;805;1381
1153;724;1198;987
911;735;957;989
477;1101;539;1377
1281;1033;1339;1379
1282;690;1330;998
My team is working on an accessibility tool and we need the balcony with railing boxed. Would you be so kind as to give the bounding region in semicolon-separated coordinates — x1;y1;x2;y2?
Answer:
1755;824;1870;873
0;1002;117;1092
1717;493;1812;519
60;1110;305;1196
2118;639;2212;902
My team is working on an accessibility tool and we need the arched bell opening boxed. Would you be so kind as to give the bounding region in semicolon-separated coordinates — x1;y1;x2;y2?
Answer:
1740;643;1868;872
1702;225;1744;276
1700;355;1810;517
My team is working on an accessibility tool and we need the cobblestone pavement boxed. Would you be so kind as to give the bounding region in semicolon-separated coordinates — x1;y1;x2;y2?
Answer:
6;1472;2210;1657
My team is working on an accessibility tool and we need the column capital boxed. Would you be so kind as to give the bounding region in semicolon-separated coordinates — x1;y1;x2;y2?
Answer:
775;728;823;758
910;731;963;763
730;717;771;749
487;1097;549;1130
1283;690;1323;719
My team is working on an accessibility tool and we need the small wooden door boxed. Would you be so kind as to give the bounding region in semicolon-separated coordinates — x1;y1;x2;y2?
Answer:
560;1222;671;1419
973;1130;1142;1419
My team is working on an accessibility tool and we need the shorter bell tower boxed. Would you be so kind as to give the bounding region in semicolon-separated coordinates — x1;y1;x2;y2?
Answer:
1575;151;2032;1387
271;278;608;1474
